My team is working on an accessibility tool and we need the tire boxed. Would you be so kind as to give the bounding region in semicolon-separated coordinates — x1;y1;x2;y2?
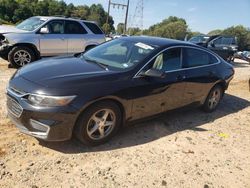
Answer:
74;101;122;146
202;85;223;112
8;46;36;68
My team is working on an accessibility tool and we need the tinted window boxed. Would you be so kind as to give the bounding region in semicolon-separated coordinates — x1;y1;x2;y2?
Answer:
46;21;64;34
153;48;181;71
183;48;218;68
65;21;87;34
213;37;235;45
83;22;104;34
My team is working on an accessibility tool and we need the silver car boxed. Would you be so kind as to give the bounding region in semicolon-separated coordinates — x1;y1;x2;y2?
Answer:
0;16;105;67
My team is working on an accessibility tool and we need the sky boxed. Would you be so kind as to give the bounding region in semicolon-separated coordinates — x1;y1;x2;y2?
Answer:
64;0;250;34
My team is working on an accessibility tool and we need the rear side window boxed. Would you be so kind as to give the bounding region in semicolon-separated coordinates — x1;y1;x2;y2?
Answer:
65;21;87;34
183;48;218;68
83;22;104;34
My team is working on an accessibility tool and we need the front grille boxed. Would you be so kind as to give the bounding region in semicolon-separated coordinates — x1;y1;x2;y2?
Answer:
7;96;23;118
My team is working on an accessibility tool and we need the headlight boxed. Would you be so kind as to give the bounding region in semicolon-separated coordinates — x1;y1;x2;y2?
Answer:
27;94;76;107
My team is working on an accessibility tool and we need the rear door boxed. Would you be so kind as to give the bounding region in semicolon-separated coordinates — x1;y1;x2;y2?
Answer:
182;47;220;105
65;20;88;54
39;20;67;56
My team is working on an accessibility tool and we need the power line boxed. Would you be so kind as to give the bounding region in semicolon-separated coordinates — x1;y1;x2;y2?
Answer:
131;0;144;34
106;0;130;33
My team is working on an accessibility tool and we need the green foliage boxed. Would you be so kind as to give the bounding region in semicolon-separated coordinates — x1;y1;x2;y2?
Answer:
117;23;125;34
207;29;222;36
128;27;141;35
0;0;114;32
143;16;188;40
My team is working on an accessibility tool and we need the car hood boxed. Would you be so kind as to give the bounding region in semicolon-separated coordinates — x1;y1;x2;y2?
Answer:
0;25;26;34
17;56;114;88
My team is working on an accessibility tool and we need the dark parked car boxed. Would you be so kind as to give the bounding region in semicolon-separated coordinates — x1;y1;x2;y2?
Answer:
7;36;234;146
189;35;238;61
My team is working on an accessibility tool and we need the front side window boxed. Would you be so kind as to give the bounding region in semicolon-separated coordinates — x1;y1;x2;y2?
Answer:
44;21;64;34
82;39;157;70
183;48;218;68
65;21;87;34
152;48;181;71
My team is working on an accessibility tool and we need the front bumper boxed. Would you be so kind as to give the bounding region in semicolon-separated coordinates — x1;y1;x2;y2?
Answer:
6;88;79;141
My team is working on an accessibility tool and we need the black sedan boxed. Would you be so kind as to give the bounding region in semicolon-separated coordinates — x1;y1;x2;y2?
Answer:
6;36;234;146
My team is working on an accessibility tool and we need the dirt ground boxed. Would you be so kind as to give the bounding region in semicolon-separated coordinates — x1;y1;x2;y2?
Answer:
0;58;249;188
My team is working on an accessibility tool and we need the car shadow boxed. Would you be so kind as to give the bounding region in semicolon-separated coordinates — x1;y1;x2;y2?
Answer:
39;93;250;153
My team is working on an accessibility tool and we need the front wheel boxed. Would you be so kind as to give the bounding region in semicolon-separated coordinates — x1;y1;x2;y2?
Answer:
74;101;122;146
8;46;36;68
203;85;223;112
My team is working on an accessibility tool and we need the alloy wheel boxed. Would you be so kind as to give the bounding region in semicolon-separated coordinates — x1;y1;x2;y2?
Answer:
208;88;221;109
13;50;31;66
86;109;116;140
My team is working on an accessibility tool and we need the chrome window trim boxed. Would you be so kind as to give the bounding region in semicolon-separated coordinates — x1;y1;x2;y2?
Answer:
133;45;221;78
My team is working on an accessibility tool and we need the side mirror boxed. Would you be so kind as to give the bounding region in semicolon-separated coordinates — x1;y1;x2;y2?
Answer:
210;42;215;47
139;68;166;78
40;27;49;34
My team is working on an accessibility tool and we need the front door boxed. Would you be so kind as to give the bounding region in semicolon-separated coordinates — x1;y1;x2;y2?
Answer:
131;47;187;120
39;20;67;56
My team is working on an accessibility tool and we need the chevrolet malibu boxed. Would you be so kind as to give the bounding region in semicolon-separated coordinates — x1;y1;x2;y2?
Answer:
6;36;234;146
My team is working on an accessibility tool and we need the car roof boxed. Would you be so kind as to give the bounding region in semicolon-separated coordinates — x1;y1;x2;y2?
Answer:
33;16;97;24
120;36;198;48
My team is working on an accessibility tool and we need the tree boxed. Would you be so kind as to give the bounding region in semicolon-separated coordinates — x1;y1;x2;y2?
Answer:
207;29;222;36
117;23;125;34
0;0;115;32
222;25;250;50
143;16;188;40
128;27;141;35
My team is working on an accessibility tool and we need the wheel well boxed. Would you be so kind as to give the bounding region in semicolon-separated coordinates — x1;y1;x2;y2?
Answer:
12;43;40;60
216;81;227;91
85;45;96;51
74;98;126;129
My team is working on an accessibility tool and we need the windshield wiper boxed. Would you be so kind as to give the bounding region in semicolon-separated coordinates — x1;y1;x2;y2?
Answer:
83;57;109;70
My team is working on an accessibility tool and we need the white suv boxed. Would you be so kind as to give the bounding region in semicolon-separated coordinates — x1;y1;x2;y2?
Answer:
0;16;105;67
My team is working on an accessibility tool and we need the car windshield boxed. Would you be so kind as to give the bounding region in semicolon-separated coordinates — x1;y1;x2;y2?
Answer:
81;39;157;70
16;17;46;31
189;36;209;43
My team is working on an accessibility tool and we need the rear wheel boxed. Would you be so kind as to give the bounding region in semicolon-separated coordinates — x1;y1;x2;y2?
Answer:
8;46;36;68
74;101;122;146
203;85;223;112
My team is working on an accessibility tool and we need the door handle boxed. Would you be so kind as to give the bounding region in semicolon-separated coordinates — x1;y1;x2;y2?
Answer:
177;75;186;81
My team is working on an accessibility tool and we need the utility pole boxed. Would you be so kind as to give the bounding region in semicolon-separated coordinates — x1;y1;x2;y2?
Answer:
105;0;130;34
105;0;111;34
124;0;130;33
